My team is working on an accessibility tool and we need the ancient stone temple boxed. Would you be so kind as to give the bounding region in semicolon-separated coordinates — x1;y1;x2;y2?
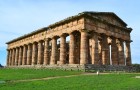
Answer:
6;11;132;68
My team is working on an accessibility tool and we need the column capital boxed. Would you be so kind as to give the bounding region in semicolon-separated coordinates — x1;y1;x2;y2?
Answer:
44;38;49;41
125;40;133;43
80;29;90;32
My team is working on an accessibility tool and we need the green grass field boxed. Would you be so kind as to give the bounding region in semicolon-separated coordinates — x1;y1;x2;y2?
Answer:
0;68;140;90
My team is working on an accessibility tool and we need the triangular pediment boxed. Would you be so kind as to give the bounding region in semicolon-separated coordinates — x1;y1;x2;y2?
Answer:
84;11;127;27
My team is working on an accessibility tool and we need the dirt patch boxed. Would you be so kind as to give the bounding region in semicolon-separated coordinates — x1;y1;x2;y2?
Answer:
10;73;108;82
135;76;140;78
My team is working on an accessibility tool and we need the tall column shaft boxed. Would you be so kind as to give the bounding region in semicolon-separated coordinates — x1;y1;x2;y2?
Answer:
60;35;66;64
12;49;15;66
15;48;19;66
9;50;12;66
80;31;88;64
32;43;37;65
6;50;10;66
118;40;125;65
69;33;75;64
91;33;99;64
125;41;131;65
8;50;11;66
111;38;119;65
50;37;57;64
22;45;27;65
27;44;32;65
37;41;43;65
44;39;49;65
102;35;109;65
18;47;22;65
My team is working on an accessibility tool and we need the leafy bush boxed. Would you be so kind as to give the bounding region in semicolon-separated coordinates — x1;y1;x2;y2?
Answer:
132;64;140;72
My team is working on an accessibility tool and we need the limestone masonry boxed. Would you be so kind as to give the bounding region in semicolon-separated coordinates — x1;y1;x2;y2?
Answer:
6;11;132;68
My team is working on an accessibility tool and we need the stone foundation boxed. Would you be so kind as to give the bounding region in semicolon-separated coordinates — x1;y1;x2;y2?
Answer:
6;64;135;72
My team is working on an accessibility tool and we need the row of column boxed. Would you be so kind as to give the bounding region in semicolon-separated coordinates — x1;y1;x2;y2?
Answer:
6;31;132;66
91;33;132;65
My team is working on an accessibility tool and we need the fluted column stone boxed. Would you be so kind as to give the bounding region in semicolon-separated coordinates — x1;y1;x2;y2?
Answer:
22;45;27;65
15;48;19;66
60;35;66;64
6;50;10;66
18;47;22;65
32;43;37;65
69;33;75;64
80;31;88;64
118;40;125;65
37;41;43;65
91;32;99;64
12;49;15;66
102;35;110;65
50;37;57;64
27;44;32;65
8;50;11;66
44;38;49;65
125;41;132;65
111;37;119;65
9;49;12;66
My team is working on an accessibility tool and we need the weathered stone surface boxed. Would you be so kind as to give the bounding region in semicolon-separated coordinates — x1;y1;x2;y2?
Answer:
6;12;132;68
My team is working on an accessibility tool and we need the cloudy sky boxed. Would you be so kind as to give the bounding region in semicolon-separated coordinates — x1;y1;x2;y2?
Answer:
0;0;140;65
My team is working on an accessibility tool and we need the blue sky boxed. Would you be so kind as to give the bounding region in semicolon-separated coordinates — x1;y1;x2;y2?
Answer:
0;0;140;66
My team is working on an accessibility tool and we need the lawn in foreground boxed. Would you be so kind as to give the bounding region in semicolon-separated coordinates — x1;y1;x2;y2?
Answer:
0;72;140;90
0;68;82;80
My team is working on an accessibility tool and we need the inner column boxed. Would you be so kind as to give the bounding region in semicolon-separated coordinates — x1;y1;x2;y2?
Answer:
91;32;99;65
111;37;119;65
118;40;125;65
101;35;110;65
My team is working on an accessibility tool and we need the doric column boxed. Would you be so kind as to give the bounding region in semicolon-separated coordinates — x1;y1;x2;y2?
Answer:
69;33;75;64
32;43;37;65
22;45;27;65
15;47;19;66
91;32;99;64
50;37;57;64
125;41;132;65
12;48;15;66
6;49;10;66
8;49;11;66
18;47;22;65
27;44;32;65
60;35;66;64
44;38;49;65
37;41;43;65
101;35;109;65
118;40;125;65
111;37;119;65
80;31;88;64
9;49;12;66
